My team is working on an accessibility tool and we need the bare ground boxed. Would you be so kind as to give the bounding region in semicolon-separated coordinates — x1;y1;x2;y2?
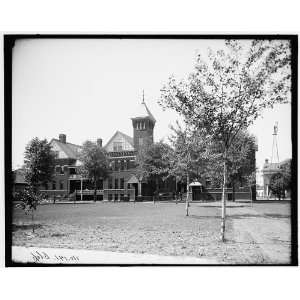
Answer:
11;202;291;264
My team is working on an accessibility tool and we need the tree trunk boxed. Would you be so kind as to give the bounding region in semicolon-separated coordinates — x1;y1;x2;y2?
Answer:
32;210;34;233
232;181;235;202
154;177;159;203
221;149;227;242
186;173;190;216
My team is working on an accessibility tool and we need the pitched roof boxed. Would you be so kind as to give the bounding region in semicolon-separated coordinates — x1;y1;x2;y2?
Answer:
131;101;156;123
103;131;134;150
51;139;82;159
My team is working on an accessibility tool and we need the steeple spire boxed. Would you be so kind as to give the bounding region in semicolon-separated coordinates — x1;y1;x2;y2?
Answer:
142;89;145;104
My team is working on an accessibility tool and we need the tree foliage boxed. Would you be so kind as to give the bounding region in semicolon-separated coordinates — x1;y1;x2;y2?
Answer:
135;141;172;190
24;137;56;191
159;40;291;148
167;121;214;183
269;173;285;200
208;130;257;188
269;159;291;199
78;141;110;201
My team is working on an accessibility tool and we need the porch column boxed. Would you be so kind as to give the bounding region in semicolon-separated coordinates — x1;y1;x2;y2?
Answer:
138;181;142;197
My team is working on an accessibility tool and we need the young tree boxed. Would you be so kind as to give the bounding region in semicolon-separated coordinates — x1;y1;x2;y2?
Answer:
208;131;257;201
19;137;55;232
24;137;56;192
79;141;110;202
135;141;172;201
159;39;291;241
167;122;212;215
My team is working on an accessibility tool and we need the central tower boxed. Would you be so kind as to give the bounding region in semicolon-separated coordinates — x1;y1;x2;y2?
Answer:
131;91;156;151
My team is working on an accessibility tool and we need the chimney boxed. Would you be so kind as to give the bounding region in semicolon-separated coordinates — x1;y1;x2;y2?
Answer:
59;134;66;143
265;159;269;164
97;138;103;147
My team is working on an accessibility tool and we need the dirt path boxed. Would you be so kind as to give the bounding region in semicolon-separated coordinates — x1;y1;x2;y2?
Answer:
231;207;291;264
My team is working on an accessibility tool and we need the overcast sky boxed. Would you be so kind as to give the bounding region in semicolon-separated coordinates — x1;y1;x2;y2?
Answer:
12;38;292;184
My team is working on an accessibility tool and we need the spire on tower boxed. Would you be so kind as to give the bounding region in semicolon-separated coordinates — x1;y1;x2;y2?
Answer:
142;90;145;104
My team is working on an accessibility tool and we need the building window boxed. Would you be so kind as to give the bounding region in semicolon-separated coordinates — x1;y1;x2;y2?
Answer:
113;142;122;152
127;183;131;189
108;194;112;201
120;160;124;171
60;181;64;190
108;178;113;189
115;178;119;189
114;193;118;201
205;180;211;188
69;168;76;175
52;181;56;190
120;178;124;189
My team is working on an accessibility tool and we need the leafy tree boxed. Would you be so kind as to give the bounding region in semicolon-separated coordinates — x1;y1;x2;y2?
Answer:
15;187;44;233
207;130;257;200
24;137;56;192
167;122;212;215
269;159;291;199
159;39;291;241
269;173;285;200
19;137;55;232
79;140;110;201
280;159;291;193
135;141;172;200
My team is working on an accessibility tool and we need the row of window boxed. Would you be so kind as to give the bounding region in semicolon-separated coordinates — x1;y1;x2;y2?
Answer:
110;159;135;171
108;177;127;189
44;181;64;190
108;193;130;201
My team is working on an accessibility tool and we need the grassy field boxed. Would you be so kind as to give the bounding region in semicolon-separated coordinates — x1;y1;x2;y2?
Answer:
12;201;291;264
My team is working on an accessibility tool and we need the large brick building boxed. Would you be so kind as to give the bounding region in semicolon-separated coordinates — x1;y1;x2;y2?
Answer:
42;99;165;201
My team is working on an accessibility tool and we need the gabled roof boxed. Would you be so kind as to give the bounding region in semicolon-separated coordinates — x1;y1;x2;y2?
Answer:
50;139;82;159
131;101;156;123
104;131;134;150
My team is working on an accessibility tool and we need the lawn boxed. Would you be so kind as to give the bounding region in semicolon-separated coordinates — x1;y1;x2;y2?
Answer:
12;201;291;264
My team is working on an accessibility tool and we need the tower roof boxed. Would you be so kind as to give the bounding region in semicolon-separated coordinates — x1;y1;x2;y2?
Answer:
131;99;156;123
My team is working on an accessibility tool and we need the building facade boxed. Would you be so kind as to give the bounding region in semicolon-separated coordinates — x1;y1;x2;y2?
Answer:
41;100;161;201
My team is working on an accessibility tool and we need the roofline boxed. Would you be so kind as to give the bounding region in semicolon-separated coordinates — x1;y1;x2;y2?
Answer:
131;116;156;123
51;138;82;148
103;130;133;149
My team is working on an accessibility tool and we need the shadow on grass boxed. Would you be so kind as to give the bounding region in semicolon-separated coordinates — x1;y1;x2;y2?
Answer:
188;215;220;220
12;224;43;231
227;214;290;219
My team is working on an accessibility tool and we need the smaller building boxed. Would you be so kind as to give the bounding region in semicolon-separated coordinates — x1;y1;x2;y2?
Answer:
262;158;291;198
13;168;28;196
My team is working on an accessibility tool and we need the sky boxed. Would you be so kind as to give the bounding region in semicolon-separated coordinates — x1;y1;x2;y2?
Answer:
12;38;292;184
